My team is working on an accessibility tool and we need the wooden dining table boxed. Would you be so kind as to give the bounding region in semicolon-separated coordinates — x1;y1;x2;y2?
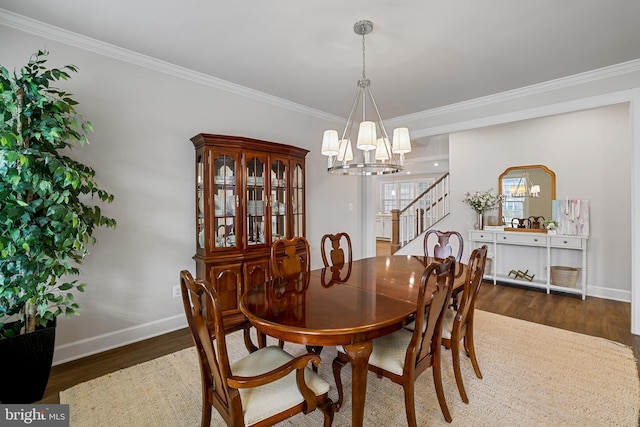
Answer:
240;255;467;427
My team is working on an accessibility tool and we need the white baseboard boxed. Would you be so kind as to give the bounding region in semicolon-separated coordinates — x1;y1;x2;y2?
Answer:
587;285;631;303
52;314;188;365
51;283;630;366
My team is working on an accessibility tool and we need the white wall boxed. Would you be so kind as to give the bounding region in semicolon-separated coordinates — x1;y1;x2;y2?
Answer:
0;24;362;363
399;104;631;301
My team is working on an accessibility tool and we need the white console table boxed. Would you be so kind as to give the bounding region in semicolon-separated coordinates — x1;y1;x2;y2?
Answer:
468;229;587;299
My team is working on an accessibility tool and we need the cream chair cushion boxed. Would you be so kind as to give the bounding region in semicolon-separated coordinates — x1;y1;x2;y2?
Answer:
441;307;456;340
232;345;330;426
406;306;456;338
338;328;413;377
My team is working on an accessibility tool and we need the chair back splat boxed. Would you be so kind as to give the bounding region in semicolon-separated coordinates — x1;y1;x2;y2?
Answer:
271;236;311;279
320;232;353;268
424;230;464;262
180;270;335;427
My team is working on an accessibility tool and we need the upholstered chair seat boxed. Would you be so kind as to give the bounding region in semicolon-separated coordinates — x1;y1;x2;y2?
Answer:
232;346;331;426
338;328;419;377
440;308;456;340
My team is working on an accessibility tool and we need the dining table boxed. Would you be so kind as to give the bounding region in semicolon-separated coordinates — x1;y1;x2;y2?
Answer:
240;254;467;427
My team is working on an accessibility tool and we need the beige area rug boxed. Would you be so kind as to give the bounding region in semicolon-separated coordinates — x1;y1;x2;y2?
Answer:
61;311;639;426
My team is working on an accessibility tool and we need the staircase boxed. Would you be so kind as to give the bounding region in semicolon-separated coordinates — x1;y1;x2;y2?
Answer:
391;173;450;253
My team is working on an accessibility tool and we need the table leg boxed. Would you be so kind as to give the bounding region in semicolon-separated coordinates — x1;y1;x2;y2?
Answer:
343;341;373;427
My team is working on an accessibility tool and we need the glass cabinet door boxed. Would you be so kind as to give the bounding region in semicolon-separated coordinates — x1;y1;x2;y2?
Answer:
270;159;287;242
292;162;305;237
196;151;206;251
245;154;267;247
212;152;238;249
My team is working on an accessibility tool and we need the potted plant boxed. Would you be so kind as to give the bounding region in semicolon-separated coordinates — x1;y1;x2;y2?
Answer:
0;50;116;403
543;220;558;235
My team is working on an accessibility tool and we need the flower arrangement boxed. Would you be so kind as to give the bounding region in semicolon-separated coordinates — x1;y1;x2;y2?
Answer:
462;189;503;214
543;220;558;230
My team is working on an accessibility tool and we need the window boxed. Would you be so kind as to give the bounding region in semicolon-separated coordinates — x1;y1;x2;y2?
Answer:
501;177;524;222
380;179;434;212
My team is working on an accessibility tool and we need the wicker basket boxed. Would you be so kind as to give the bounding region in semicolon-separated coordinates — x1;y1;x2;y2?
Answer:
550;266;579;287
484;258;492;275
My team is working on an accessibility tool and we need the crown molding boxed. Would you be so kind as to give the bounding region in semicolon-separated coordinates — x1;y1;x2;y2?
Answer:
409;88;640;140
388;59;640;126
0;9;344;125
3;8;638;129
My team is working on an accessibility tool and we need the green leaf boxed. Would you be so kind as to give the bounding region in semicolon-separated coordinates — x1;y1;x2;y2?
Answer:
0;49;115;338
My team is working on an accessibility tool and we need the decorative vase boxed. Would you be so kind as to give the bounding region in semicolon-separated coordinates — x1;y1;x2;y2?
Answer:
484;208;500;227
476;211;484;230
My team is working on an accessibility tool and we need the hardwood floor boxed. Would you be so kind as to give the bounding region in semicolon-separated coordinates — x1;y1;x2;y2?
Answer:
38;241;638;405
376;239;392;257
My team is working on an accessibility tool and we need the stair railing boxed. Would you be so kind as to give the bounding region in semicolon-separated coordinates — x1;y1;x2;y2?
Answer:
391;173;450;253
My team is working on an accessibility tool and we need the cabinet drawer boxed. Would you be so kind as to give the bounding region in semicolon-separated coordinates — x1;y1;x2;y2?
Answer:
550;236;584;249
469;231;493;242
496;233;547;246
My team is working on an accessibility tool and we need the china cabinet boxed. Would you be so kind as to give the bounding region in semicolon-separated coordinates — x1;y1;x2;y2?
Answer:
191;134;308;328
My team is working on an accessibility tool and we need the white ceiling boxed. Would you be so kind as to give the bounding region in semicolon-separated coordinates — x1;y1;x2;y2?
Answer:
2;0;640;122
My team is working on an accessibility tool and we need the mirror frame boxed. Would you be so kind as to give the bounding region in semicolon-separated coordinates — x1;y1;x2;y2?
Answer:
498;164;556;227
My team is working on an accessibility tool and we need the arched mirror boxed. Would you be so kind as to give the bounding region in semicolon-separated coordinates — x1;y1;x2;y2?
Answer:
498;165;556;229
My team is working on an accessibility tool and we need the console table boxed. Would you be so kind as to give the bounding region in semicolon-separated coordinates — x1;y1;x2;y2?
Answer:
468;229;587;299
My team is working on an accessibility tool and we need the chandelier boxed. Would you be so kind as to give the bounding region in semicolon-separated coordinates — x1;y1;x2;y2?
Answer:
321;20;411;176
508;169;540;198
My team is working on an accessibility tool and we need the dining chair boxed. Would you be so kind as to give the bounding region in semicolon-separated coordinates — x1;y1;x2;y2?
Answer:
270;236;314;351
179;270;335;427
332;256;457;425
441;245;488;404
423;230;464;262
424;230;464;307
320;232;353;286
271;236;311;279
320;232;352;268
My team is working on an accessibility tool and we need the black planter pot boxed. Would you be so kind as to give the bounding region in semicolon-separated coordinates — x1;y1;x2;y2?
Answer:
0;319;56;403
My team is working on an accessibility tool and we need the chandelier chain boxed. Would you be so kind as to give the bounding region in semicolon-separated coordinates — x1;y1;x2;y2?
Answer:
361;27;366;82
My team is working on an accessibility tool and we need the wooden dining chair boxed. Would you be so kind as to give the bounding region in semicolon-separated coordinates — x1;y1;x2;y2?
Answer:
179;270;335;427
332;256;457;425
270;236;313;350
423;230;464;262
320;232;352;268
424;230;464;307
441;245;488;404
320;232;353;286
271;236;311;279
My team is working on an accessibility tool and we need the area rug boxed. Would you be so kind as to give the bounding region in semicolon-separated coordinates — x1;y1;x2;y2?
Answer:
60;311;639;426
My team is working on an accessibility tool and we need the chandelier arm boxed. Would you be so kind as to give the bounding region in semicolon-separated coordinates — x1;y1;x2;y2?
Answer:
340;88;363;142
365;87;389;139
366;86;394;159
